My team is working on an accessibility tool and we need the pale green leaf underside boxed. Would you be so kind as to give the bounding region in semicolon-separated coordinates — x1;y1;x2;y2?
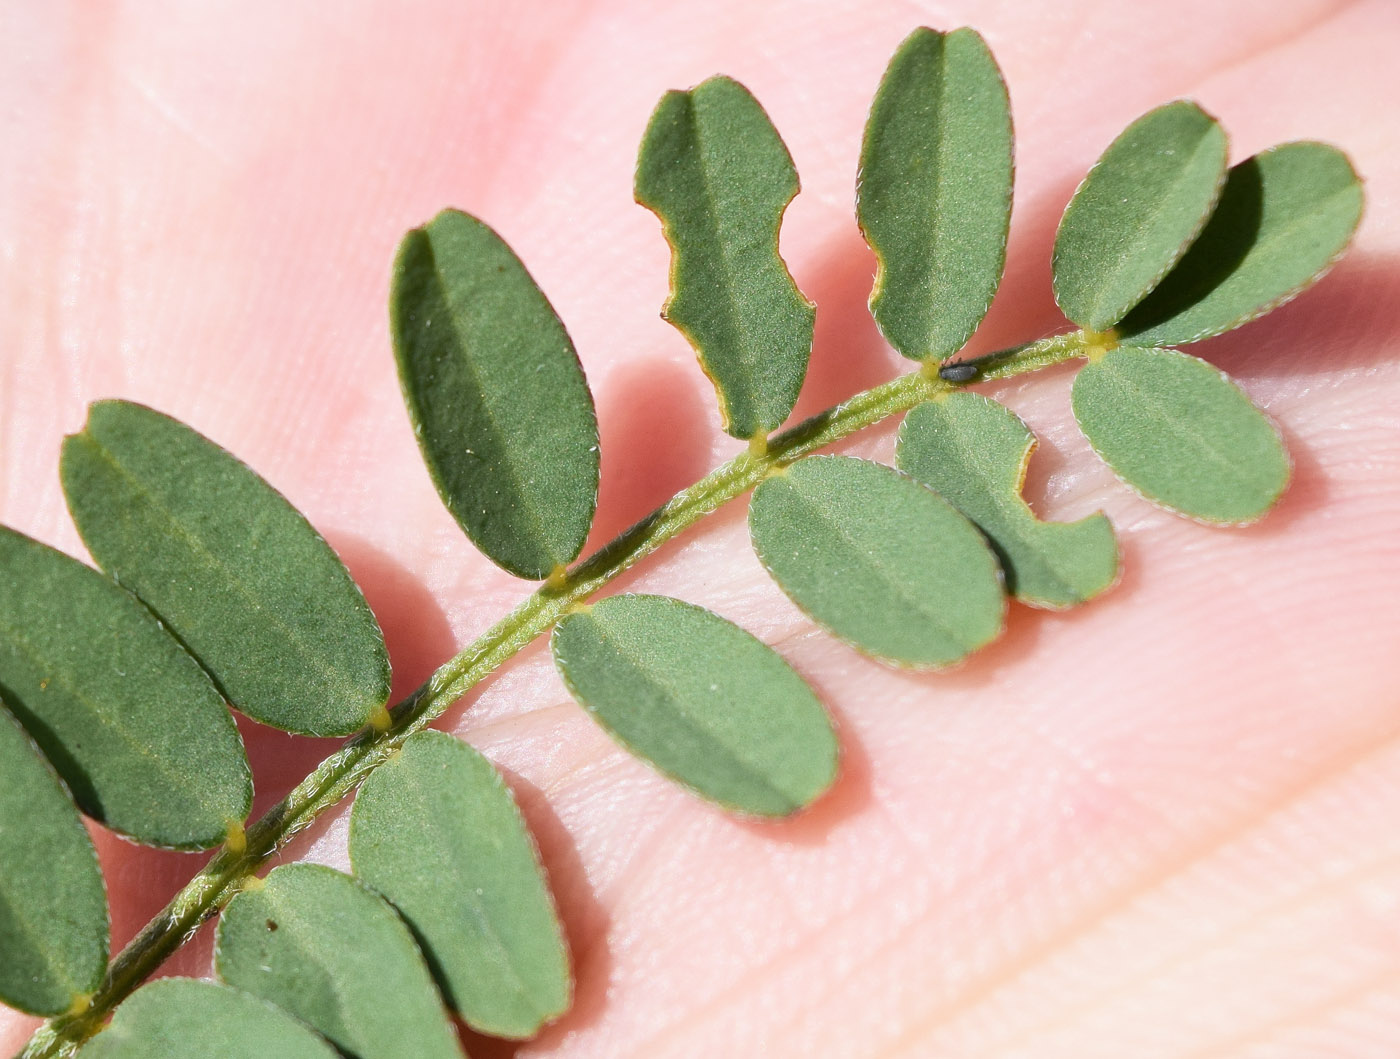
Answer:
1053;100;1228;331
1072;347;1290;524
749;456;1005;667
216;864;463;1059
391;209;600;579
636;75;814;439
0;526;251;850
0;703;108;1015
857;26;1013;360
1117;142;1363;346
348;730;570;1039
61;400;391;737
897;394;1119;608
552;594;838;816
75;979;338;1059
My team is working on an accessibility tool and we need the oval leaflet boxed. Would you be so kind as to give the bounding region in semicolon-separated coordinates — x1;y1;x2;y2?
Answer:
0;525;251;850
0;703;108;1016
1072;346;1290;524
1052;100;1228;331
857;26;1014;360
61;400;392;737
1117;142;1363;345
349;730;571;1040
391;209;601;579
749;456;1006;667
216;864;463;1059
552;594;838;816
74;979;339;1059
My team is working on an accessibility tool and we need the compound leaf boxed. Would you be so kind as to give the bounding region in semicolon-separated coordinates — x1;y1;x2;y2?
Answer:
552;594;837;816
1072;346;1289;524
857;26;1013;360
1117;142;1363;345
0;526;251;849
1053;101;1228;331
897;394;1119;608
61;401;391;737
349;730;570;1039
75;979;338;1059
0;702;108;1016
749;456;1005;667
391;209;600;579
636;76;814;439
216;864;463;1059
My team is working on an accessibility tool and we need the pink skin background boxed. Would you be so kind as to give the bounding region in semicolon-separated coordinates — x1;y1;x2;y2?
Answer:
3;1;1399;1056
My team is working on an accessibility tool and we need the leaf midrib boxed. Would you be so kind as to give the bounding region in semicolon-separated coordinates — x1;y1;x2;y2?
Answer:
1093;352;1267;488
425;247;566;574
662;92;775;428
576;615;806;808
392;779;545;1024
776;470;983;656
0;853;87;1003
0;614;230;825
1088;127;1224;326
76;430;354;701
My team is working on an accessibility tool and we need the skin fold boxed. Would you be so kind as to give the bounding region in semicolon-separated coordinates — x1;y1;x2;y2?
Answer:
2;1;1399;1055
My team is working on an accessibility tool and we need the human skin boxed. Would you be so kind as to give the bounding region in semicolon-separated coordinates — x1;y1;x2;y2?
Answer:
2;1;1399;1055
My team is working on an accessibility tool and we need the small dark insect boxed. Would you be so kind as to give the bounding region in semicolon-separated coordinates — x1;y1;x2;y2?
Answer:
938;361;979;383
266;919;279;932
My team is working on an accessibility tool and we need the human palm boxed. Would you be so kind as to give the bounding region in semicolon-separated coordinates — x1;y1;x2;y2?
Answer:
3;2;1399;1056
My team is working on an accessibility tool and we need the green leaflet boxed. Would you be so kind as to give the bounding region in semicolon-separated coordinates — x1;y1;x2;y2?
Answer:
1117;142;1363;345
348;730;570;1039
216;864;463;1059
1053;101;1228;331
0;703;108;1016
857;27;1013;360
635;76;814;439
552;594;838;816
897;394;1119;608
61;401;391;738
391;209;600;579
749;456;1005;667
75;979;338;1059
0;526;251;850
1072;346;1290;524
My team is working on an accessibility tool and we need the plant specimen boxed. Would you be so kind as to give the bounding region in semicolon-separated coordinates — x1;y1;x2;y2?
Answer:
0;22;1364;1058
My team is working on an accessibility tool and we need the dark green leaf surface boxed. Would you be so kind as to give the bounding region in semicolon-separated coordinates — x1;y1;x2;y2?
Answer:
1072;347;1290;523
749;456;1005;667
349;730;569;1039
0;703;107;1015
857;27;1013;360
1117;142;1363;345
552;594;838;816
391;209;600;578
0;526;251;849
1053;101;1228;331
635;76;814;439
75;979;338;1059
216;864;463;1059
897;395;1119;608
61;401;391;737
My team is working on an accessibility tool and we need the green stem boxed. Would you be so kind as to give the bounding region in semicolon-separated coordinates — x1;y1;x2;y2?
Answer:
17;330;1088;1059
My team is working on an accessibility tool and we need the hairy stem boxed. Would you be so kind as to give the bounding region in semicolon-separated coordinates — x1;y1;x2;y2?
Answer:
18;330;1089;1058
